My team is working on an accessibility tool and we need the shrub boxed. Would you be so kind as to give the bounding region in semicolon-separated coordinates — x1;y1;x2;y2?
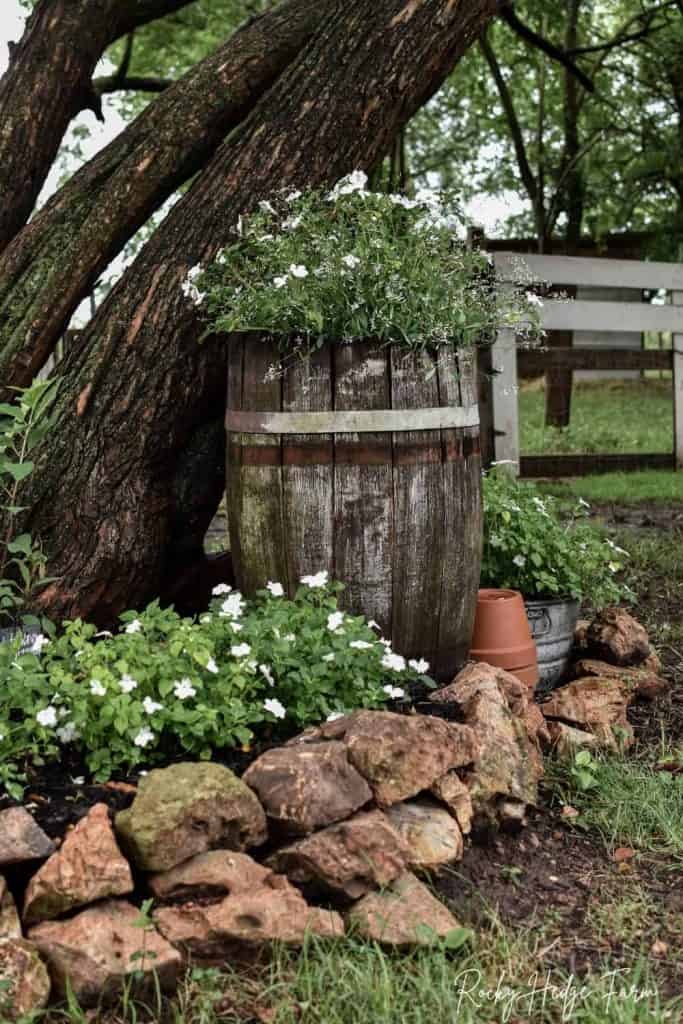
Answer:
0;576;431;789
481;469;633;606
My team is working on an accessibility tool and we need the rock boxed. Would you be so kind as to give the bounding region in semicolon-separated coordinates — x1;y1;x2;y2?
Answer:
115;762;267;871
430;771;473;835
0;808;55;868
432;663;545;831
289;711;479;807
584;608;651;666
268;809;409;900
148;850;273;903
498;799;527;832
386;799;463;869
154;878;343;958
23;804;134;925
572;659;669;701
347;872;461;947
574;619;590;651
540;676;634;750
28;900;182;1007
546;721;600;759
0;878;20;940
642;651;662;675
0;939;50;1020
242;742;372;835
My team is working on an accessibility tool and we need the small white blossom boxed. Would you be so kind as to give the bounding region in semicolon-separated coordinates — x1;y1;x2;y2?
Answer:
134;727;155;749
229;621;244;632
409;658;430;674
322;653;335;662
578;498;591;509
526;291;544;309
284;633;296;642
267;581;284;597
212;583;232;596
263;697;286;720
327;170;368;200
206;657;219;674
608;561;620;573
247;659;258;670
259;199;276;214
301;570;328;588
220;592;245;619
36;706;57;728
326;711;345;722
379;638;393;649
259;663;275;686
125;619;142;635
341;254;361;269
512;554;526;568
181;265;206;307
289;263;308;279
273;275;288;289
282;215;302;231
94;630;113;638
143;696;163;715
349;640;373;649
285;189;302;202
381;652;406;672
367;620;381;631
72;776;85;786
89;679;106;697
56;722;79;744
173;678;197;700
119;674;138;694
29;634;50;654
200;615;212;624
327;611;345;632
383;684;405;699
231;643;252;658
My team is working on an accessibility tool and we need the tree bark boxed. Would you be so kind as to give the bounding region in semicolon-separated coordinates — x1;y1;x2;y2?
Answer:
0;0;195;252
0;0;326;396
24;0;502;627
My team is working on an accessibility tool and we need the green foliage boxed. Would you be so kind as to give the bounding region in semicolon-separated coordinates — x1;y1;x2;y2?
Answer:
195;174;543;356
481;469;632;605
0;578;430;787
0;379;59;630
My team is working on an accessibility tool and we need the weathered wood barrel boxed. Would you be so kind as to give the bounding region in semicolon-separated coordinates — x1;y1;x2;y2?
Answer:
226;335;483;681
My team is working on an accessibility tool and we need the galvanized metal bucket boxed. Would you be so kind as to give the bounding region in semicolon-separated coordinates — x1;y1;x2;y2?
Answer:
524;597;580;692
0;626;42;655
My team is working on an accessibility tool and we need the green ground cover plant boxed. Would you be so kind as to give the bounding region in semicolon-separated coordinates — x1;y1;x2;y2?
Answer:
537;471;683;506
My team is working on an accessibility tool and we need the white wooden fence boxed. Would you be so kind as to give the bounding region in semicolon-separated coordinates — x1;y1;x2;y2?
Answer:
490;252;683;475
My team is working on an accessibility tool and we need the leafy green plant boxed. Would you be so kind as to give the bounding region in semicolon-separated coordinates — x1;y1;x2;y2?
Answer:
481;469;633;606
0;378;59;631
569;749;601;793
0;577;432;786
188;172;543;358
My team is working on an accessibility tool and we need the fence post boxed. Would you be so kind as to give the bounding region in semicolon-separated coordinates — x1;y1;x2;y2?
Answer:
491;324;520;473
674;288;683;470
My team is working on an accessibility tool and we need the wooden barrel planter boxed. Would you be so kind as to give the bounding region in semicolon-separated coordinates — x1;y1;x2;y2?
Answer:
226;335;483;681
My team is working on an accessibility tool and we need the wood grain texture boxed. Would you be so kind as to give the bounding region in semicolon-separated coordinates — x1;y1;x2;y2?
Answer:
518;347;673;374
520;452;674;477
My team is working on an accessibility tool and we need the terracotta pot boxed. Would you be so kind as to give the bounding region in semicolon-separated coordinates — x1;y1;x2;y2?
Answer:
470;588;539;688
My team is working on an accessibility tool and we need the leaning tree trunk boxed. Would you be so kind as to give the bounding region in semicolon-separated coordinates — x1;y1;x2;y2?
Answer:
24;0;502;627
0;0;326;395
0;0;193;252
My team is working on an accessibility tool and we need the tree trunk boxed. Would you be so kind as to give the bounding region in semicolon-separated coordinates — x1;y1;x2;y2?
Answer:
0;0;326;396
24;0;502;627
0;0;193;252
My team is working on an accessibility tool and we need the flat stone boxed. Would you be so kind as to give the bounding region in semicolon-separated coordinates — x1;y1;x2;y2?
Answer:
584;608;651;667
540;676;634;750
28;900;182;1007
268;809;409;900
242;742;372;835
149;850;272;902
115;762;267;872
573;659;669;701
0;939;50;1020
0;878;21;940
547;721;600;759
430;772;473;835
23;803;134;925
347;872;461;947
386;798;463;869
0;808;55;868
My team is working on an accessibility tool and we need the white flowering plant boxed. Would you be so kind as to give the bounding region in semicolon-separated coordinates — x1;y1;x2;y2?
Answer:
0;580;432;790
186;171;543;356
481;470;633;607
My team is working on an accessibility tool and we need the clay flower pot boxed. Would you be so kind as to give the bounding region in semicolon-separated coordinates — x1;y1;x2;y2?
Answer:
469;588;539;688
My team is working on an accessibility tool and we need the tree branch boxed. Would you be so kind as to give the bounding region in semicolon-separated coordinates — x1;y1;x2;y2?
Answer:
500;6;595;93
94;74;174;96
116;0;198;37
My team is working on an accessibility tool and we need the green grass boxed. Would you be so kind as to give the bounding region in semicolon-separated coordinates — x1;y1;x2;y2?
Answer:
536;471;683;505
519;380;673;456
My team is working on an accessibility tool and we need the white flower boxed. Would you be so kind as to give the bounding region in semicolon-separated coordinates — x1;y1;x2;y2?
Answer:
56;722;79;744
322;653;335;662
301;570;328;588
267;581;285;597
383;684;405;699
200;615;212;624
143;696;163;715
36;706;57;728
259;663;275;686
367;620;381;631
229;621;243;632
94;630;113;638
284;633;296;642
134;727;155;749
326;711;345;722
409;658;430;674
285;189;302;202
125;619;142;635
327;170;368;200
341;254;361;269
89;679;106;697
212;583;232;596
273;275;288;289
349;640;373;649
29;634;50;654
119;674;138;694
381;652;406;672
327;611;345;632
379;638;393;649
608;561;620;573
578;498;591;509
388;194;419;210
220;592;245;620
289;263;308;279
263;697;286;720
58;707;70;719
72;776;85;786
181;265;206;307
231;643;252;658
526;291;544;309
512;554;526;568
173;678;197;700
259;199;276;214
206;658;219;674
282;215;302;230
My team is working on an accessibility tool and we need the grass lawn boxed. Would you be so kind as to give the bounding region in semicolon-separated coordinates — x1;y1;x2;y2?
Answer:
536;470;683;505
